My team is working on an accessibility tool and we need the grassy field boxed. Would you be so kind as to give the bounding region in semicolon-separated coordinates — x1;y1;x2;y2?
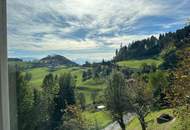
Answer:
28;66;83;88
83;110;112;129
117;58;163;69
28;66;107;105
126;109;181;130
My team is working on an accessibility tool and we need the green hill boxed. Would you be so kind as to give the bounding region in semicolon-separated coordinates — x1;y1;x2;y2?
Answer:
117;58;163;69
114;25;190;62
40;55;78;66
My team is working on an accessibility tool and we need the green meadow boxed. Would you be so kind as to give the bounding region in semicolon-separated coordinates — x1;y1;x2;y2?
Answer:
117;58;163;69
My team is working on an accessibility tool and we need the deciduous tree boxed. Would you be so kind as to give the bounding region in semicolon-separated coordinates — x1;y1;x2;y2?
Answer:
126;78;153;130
105;71;130;130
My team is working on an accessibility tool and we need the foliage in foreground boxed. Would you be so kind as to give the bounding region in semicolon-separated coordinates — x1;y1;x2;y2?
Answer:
168;48;190;130
105;71;129;130
105;71;153;130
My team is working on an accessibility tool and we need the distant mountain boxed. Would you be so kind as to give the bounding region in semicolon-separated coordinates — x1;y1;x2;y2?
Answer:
8;58;23;62
40;55;78;67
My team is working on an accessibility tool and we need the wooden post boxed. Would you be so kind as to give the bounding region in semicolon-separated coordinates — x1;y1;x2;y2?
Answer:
0;0;11;129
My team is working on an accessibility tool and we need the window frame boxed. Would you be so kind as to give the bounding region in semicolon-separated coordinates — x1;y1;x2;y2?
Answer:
0;0;11;129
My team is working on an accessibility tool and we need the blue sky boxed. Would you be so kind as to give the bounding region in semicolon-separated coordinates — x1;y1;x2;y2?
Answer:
7;0;190;64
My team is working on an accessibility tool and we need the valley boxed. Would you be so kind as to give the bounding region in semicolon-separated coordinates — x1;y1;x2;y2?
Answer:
9;25;190;130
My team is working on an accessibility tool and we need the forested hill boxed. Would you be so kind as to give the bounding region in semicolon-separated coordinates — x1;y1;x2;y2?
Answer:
114;25;190;61
40;55;78;66
8;58;23;62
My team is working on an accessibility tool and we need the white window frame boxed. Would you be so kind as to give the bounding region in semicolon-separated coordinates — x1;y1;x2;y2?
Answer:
0;0;11;129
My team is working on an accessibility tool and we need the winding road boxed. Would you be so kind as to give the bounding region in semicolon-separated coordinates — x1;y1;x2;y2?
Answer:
103;113;134;130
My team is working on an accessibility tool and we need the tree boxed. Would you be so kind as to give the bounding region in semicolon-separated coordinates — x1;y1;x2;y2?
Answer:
31;89;45;130
42;73;59;109
168;48;190;129
15;70;34;130
39;73;59;129
82;70;92;81
161;49;179;70
140;63;151;73
78;93;86;111
148;71;169;108
186;18;190;26
115;49;118;56
105;71;130;130
92;65;101;79
82;71;88;81
42;73;59;94
60;105;93;130
24;72;32;81
126;78;153;130
59;73;76;105
50;73;76;130
91;91;98;108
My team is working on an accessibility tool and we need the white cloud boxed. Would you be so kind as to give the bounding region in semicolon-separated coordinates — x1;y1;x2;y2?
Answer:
37;38;99;51
52;0;166;32
8;34;100;51
8;0;189;37
95;34;160;48
7;0;190;61
8;0;164;50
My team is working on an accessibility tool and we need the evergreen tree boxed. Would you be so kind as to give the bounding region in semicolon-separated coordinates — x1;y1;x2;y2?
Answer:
91;91;98;109
78;93;86;111
16;70;34;130
40;73;59;129
50;73;76;130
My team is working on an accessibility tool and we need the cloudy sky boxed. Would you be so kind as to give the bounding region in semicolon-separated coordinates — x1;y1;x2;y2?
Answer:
7;0;190;64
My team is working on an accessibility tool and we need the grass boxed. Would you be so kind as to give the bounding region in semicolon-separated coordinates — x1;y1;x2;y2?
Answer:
28;66;106;105
28;67;49;89
77;78;106;104
76;78;106;104
82;110;112;129
117;58;163;69
28;66;84;89
126;109;181;130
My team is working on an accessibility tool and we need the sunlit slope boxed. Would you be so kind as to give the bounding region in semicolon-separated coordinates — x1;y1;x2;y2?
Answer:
117;58;163;69
28;66;106;104
126;109;181;130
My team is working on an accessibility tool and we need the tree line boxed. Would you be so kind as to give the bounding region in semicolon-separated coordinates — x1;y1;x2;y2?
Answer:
114;25;190;62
